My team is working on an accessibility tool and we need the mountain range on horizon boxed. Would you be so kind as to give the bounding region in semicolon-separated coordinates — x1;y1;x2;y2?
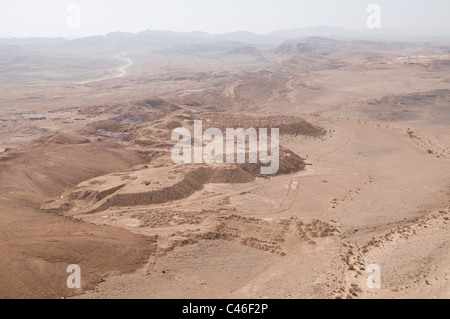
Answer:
1;25;449;59
2;25;450;42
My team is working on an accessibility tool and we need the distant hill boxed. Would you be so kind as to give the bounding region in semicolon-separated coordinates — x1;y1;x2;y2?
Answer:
1;26;449;57
269;26;349;38
226;46;260;55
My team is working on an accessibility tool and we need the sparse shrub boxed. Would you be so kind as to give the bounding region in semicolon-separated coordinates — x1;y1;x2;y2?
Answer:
142;99;166;107
166;121;182;130
89;180;104;185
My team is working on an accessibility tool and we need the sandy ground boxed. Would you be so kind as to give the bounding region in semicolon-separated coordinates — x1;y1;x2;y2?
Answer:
1;39;449;299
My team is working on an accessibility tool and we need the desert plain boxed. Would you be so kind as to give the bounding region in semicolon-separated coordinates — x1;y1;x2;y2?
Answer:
0;33;449;299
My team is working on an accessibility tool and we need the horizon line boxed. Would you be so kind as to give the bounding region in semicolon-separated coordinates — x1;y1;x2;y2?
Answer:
2;25;450;41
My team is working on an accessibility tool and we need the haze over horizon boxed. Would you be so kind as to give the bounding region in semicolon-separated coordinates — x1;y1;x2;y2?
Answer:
1;0;450;39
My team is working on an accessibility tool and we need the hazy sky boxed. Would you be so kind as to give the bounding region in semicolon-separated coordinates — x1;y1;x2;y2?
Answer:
1;0;450;38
